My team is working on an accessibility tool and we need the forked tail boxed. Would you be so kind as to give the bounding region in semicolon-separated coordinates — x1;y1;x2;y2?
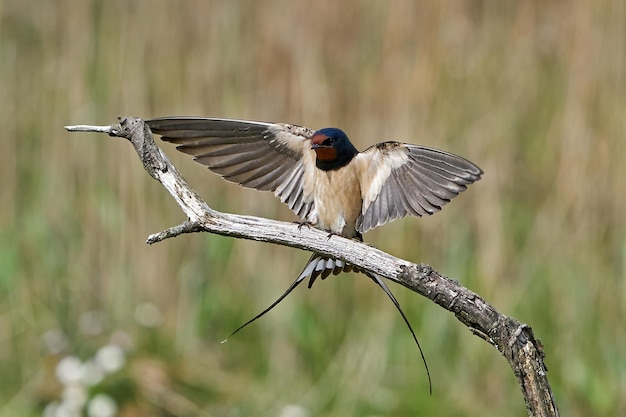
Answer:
222;253;432;393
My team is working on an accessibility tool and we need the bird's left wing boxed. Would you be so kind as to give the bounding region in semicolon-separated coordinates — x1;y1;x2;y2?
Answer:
146;117;317;220
354;142;483;233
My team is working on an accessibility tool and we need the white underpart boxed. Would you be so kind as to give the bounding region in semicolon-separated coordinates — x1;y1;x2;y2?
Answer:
306;207;318;225
312;168;362;237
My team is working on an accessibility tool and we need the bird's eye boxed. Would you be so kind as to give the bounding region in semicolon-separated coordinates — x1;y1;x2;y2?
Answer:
323;138;333;146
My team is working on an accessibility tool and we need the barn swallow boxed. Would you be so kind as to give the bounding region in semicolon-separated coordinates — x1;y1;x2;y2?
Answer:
147;117;482;390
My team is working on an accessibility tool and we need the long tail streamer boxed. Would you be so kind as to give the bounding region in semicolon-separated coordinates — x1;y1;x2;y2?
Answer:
222;255;432;394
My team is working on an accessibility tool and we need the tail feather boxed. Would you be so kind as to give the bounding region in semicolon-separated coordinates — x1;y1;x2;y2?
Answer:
306;253;353;288
221;265;310;342
224;253;432;393
365;271;432;394
221;253;339;341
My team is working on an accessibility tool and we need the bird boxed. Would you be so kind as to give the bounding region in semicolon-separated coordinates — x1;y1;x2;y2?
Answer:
147;117;483;392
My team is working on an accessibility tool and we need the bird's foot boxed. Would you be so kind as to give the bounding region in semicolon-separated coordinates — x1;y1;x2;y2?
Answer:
294;221;314;232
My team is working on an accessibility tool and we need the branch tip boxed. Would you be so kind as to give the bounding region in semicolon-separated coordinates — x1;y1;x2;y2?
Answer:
64;124;113;134
147;220;204;244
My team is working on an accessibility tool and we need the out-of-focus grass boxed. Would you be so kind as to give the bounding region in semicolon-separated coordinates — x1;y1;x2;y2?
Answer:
1;1;624;416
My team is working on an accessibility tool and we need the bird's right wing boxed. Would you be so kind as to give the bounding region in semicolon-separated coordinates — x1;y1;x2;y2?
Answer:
147;117;317;220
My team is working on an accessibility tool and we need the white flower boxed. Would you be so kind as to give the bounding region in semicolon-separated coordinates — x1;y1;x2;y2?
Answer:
53;400;81;417
61;384;87;410
279;404;308;417
79;311;106;336
42;401;59;417
87;393;118;417
55;356;83;385
42;329;68;355
80;360;104;386
95;344;125;374
134;303;163;328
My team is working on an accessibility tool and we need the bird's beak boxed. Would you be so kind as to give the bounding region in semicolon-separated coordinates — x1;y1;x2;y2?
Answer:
311;143;330;150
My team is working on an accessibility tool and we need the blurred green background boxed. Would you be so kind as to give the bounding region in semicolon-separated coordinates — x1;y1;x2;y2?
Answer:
1;1;624;416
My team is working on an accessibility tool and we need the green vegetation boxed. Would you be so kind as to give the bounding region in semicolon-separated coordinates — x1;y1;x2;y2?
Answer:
1;1;624;416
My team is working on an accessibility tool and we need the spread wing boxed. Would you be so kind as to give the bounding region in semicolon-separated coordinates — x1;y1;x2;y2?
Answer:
354;142;483;233
146;117;317;220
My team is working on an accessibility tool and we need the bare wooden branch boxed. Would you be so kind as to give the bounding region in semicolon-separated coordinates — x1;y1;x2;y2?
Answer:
65;117;559;417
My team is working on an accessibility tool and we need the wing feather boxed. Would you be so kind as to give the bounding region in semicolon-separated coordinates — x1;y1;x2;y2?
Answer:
394;177;431;217
355;142;482;233
146;117;317;220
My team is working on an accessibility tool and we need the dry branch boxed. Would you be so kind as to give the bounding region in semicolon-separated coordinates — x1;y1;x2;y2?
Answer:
65;116;559;417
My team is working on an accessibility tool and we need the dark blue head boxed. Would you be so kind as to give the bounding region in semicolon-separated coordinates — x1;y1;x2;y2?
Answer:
311;128;359;171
